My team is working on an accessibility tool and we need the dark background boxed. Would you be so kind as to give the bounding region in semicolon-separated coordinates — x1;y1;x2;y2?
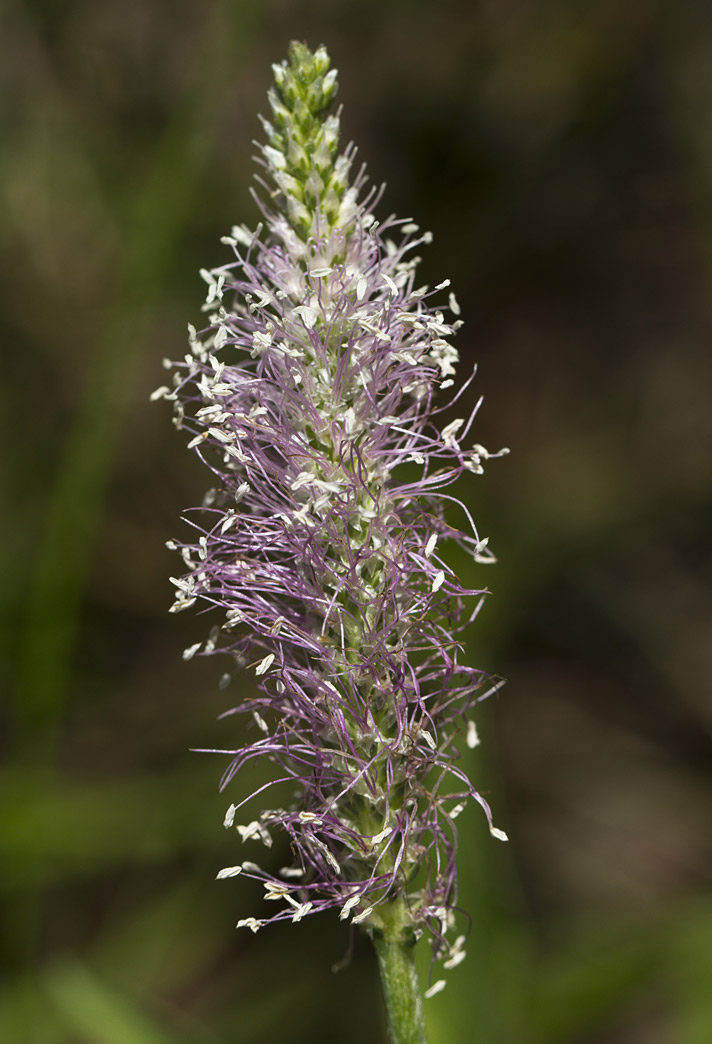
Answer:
2;1;711;1041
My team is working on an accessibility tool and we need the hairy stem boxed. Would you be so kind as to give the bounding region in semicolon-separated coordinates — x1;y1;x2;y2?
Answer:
372;901;427;1044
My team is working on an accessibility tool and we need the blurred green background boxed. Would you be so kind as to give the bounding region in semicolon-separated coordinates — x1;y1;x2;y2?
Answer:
2;1;711;1041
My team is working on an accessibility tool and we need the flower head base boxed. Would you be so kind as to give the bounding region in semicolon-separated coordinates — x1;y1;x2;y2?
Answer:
158;42;508;973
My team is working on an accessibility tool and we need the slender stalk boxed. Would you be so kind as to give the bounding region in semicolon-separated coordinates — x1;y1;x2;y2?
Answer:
372;901;427;1044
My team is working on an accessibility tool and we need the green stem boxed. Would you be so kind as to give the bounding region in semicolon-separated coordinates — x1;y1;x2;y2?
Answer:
372;902;427;1044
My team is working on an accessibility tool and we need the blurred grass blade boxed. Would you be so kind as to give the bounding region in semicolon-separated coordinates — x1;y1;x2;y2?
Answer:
95;882;218;992
0;975;66;1044
46;961;186;1044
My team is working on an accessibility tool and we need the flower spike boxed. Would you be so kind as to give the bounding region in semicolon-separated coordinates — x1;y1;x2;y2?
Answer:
158;41;508;984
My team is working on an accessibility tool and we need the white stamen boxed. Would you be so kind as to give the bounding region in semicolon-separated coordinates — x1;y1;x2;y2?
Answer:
169;575;193;592
339;894;361;920
431;571;445;593
221;512;237;534
236;918;264;933
252;711;269;734
466;720;480;749
237;820;269;843
213;325;230;349
255;653;275;676
441;418;464;445
421;729;437;750
231;224;255;247
291;902;313;922
490;827;509;842
424;980;447;999
294;304;318;329
443;935;467;969
322;848;341;873
358;318;390;342
371;825;393;846
216;865;242;879
291;471;313;490
352;905;373;925
208;427;235;444
252;330;273;353
280;866;305;879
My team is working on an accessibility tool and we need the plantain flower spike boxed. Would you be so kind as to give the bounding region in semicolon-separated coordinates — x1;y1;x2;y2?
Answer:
157;40;509;983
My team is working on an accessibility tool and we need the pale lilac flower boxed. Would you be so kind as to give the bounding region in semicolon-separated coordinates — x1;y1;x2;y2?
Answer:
158;42;508;974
